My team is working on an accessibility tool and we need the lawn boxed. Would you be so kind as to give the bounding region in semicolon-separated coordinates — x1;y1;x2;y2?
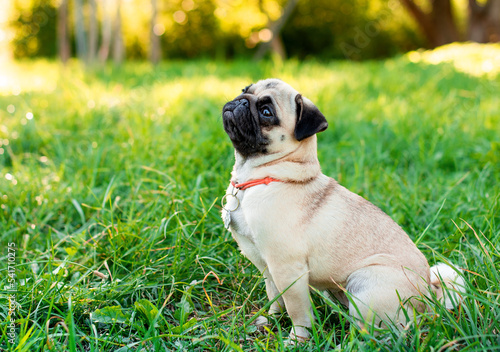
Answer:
1;43;499;351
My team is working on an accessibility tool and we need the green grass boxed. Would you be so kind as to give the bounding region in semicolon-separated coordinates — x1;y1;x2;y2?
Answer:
1;43;499;351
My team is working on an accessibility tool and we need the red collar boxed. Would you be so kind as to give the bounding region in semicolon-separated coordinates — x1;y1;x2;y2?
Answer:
231;177;281;190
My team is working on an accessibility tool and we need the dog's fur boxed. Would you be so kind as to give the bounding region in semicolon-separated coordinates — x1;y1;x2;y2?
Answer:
221;78;464;341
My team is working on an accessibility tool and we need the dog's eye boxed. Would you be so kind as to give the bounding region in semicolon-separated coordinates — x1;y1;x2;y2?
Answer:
261;107;273;117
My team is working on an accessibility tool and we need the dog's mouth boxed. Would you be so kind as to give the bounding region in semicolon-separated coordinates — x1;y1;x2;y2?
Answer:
223;99;269;157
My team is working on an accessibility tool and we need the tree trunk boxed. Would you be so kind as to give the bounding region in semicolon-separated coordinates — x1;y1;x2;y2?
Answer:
400;0;437;46
468;0;500;42
254;0;299;60
88;0;98;63
73;0;87;61
149;0;161;65
401;0;500;47
57;0;70;63
271;36;286;60
429;0;461;45
400;0;460;47
99;0;113;62
488;0;500;42
113;0;124;65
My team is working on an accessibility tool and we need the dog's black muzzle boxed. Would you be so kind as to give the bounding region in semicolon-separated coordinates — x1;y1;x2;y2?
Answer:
223;98;268;157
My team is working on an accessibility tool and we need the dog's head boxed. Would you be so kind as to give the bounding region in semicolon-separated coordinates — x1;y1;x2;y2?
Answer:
222;79;328;158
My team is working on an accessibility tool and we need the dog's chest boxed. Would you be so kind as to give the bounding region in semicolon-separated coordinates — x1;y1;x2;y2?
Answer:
221;190;254;241
221;187;268;265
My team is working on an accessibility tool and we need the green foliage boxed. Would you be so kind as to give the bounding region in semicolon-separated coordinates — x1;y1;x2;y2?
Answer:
11;0;57;59
0;44;499;350
282;0;424;60
7;0;425;60
162;0;224;59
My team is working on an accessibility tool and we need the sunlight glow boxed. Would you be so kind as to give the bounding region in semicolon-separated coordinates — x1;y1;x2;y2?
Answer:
173;11;187;24
0;61;59;95
258;28;273;43
408;43;500;77
153;23;165;36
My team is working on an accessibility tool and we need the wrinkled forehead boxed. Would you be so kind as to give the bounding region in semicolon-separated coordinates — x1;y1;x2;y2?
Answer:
244;79;295;94
242;79;298;112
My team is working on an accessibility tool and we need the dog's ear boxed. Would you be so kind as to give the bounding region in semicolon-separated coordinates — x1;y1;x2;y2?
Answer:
294;94;328;141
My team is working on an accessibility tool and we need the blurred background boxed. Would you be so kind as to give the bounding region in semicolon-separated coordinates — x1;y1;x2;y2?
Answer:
1;0;499;64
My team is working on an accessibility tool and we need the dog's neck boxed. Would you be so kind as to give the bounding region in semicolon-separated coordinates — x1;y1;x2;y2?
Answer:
231;136;321;184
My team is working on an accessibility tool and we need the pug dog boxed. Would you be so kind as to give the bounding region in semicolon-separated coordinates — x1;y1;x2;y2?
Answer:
221;78;464;341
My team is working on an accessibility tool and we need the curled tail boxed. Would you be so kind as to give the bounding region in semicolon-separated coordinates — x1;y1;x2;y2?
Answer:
430;262;466;309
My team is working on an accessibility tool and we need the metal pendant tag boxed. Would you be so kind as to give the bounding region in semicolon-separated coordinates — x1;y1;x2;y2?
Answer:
221;189;239;231
223;210;231;230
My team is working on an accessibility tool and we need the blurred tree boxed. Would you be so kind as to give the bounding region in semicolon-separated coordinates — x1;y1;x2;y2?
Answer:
400;0;460;47
99;0;113;62
149;0;161;64
11;0;57;58
73;0;87;60
401;0;500;47
254;0;299;60
468;0;500;42
161;0;221;58
17;0;498;61
88;0;98;62
57;0;70;63
112;0;124;64
281;0;413;60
